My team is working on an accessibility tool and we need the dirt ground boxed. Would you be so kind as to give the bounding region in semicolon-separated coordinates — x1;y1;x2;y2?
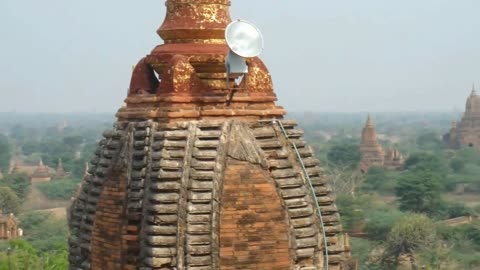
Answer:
22;184;71;215
446;193;480;208
34;207;68;219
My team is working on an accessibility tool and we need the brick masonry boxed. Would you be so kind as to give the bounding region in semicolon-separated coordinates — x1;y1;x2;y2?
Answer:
220;159;291;269
68;120;349;270
91;170;128;269
69;1;351;269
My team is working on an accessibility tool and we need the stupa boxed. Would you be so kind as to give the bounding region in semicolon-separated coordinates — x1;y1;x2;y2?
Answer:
358;115;404;172
359;115;384;172
383;148;405;170
56;158;71;179
31;159;52;183
444;85;480;150
68;1;350;269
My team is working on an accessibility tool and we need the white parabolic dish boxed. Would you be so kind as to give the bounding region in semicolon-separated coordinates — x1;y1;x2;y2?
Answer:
225;20;264;58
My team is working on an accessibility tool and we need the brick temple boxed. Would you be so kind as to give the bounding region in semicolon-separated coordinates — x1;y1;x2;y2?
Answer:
9;158;68;183
68;1;350;269
444;85;480;150
0;211;19;240
359;115;404;173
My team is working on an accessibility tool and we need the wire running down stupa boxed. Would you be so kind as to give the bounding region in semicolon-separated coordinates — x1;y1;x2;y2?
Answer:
68;1;350;269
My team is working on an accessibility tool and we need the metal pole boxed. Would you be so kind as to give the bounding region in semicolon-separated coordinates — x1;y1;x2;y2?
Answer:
7;247;11;270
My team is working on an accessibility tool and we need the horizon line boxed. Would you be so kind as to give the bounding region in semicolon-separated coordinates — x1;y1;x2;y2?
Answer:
0;110;463;114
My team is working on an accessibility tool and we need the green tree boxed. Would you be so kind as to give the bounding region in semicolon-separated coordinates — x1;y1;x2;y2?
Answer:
364;209;405;241
418;242;453;270
395;170;442;214
416;131;445;151
444;223;480;248
9;125;28;143
0;174;31;202
450;158;465;173
403;152;448;191
0;239;68;270
336;195;366;231
0;134;11;172
21;140;40;156
0;187;21;215
327;143;361;168
19;212;69;253
63;135;84;150
404;152;446;173
381;214;436;270
362;166;387;191
351;238;382;270
433;201;474;219
37;179;80;200
455;148;480;166
0;239;39;270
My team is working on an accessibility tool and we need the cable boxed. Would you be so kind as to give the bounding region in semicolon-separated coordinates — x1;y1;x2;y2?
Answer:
273;119;330;270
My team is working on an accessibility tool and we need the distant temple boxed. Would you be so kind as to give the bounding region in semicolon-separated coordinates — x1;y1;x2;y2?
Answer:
383;148;405;170
10;159;39;176
31;159;52;183
56;158;66;177
0;211;20;240
68;1;351;269
57;120;70;132
9;158;69;183
55;158;71;179
359;115;404;172
444;85;480;150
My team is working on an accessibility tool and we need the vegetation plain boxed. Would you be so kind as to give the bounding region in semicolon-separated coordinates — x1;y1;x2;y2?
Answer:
0;112;479;269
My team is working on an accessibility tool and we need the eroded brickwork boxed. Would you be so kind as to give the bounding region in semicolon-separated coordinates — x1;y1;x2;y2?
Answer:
68;0;351;268
69;120;350;269
220;159;291;269
91;169;129;269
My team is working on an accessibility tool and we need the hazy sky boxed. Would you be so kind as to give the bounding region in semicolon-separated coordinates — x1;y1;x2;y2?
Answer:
1;0;479;113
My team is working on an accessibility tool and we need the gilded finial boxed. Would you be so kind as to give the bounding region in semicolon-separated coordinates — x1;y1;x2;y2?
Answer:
158;0;232;43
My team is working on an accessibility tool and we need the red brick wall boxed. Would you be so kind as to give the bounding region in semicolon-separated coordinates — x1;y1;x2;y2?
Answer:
91;170;129;269
220;159;291;269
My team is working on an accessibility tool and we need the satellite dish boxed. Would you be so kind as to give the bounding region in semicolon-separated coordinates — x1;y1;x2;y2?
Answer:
225;20;264;86
225;20;264;58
